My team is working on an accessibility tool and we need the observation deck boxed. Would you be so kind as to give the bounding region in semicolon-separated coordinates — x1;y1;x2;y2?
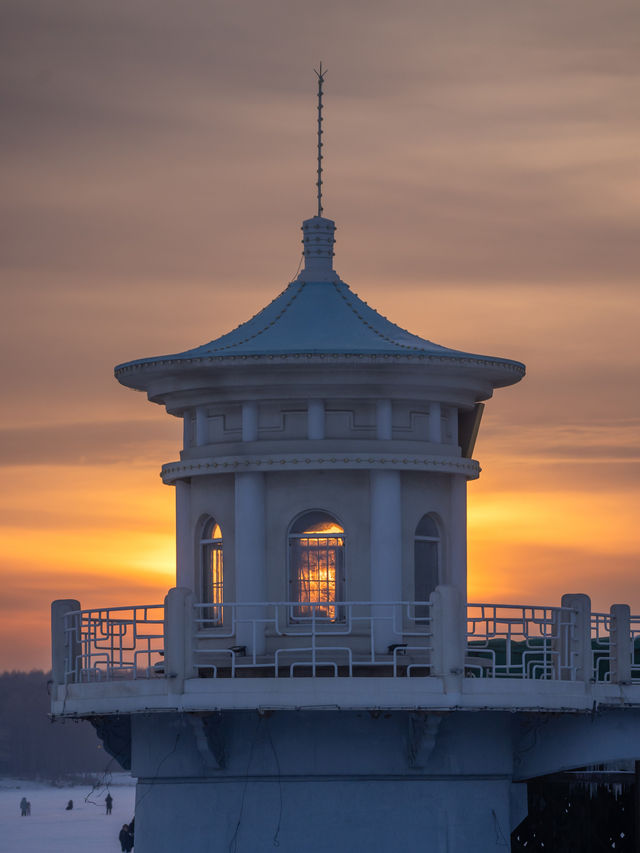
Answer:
51;587;640;717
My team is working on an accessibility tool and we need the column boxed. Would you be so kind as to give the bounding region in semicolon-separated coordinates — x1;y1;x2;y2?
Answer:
175;480;192;590
195;406;208;446
370;469;402;653
449;474;467;597
234;472;267;656
428;401;441;443
182;412;192;450
307;399;325;439
448;407;458;447
376;399;392;440
242;402;258;442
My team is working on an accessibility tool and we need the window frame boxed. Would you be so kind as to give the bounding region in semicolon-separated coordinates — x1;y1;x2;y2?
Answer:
199;516;224;626
287;510;346;623
413;513;441;620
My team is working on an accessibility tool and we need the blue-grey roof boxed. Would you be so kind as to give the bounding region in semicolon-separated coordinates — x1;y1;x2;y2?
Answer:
115;277;524;377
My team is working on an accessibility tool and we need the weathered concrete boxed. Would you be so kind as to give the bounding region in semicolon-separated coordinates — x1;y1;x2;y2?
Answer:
129;710;518;853
514;708;640;780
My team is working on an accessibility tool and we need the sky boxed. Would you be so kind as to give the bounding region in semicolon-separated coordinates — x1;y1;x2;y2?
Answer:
1;0;639;670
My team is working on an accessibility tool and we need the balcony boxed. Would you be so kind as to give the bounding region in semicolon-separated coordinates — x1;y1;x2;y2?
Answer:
50;588;640;716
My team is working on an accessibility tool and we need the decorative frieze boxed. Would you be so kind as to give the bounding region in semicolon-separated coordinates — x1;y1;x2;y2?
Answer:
162;453;480;484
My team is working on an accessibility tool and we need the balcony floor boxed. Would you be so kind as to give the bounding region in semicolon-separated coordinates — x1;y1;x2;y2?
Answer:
51;673;640;717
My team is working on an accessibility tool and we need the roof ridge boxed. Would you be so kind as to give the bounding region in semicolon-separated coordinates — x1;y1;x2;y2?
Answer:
197;280;306;355
331;281;436;353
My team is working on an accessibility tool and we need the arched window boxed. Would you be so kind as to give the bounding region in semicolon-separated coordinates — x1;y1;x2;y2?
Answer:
200;517;223;624
289;511;345;620
414;514;440;618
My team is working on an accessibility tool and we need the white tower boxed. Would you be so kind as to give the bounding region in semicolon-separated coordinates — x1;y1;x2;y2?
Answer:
51;70;640;853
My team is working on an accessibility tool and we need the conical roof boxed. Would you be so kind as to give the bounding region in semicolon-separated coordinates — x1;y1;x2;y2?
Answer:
115;216;525;390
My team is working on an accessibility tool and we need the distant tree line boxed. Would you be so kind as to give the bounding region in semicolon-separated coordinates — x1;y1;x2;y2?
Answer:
0;671;117;780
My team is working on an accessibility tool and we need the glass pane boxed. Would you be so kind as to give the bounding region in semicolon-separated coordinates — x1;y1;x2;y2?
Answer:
414;540;438;619
290;535;343;620
291;511;344;536
202;519;222;541
202;534;223;626
211;546;223;606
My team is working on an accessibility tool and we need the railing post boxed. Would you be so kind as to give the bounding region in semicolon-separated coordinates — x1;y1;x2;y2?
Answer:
430;585;465;685
164;587;195;693
51;599;81;685
561;594;592;683
554;604;572;681
610;604;632;684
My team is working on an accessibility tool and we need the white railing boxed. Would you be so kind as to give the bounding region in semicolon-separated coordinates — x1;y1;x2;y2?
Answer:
192;601;432;677
631;616;640;684
63;605;165;683
591;609;640;684
465;603;576;679
591;611;612;682
52;590;640;688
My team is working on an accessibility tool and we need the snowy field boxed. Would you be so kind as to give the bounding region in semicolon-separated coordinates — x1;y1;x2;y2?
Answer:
0;775;136;853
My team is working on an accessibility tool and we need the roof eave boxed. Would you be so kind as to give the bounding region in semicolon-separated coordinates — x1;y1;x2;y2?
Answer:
114;351;525;393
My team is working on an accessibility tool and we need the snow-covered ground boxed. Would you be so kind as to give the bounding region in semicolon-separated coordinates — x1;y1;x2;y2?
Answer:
0;775;136;852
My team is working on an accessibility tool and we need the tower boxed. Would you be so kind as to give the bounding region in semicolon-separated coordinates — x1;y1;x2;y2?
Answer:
51;71;640;853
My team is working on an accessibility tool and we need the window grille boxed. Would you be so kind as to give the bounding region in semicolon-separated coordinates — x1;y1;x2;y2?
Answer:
289;511;345;621
200;518;223;625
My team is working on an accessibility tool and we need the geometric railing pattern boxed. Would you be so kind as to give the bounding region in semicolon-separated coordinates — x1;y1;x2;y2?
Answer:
63;604;164;683
192;600;433;678
466;603;576;679
57;595;640;686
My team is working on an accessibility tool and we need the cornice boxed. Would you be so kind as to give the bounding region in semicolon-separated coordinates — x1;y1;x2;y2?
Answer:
116;351;525;378
161;453;480;483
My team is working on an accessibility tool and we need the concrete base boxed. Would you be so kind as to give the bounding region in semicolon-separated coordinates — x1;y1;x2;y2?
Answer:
127;710;525;853
88;705;640;851
135;777;516;852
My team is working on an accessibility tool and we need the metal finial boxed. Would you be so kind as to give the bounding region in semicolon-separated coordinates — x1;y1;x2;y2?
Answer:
314;63;327;217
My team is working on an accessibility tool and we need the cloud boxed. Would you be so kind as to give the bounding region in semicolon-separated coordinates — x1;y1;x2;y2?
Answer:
0;460;175;541
0;420;177;466
2;0;640;283
480;421;640;461
2;0;640;669
468;541;640;614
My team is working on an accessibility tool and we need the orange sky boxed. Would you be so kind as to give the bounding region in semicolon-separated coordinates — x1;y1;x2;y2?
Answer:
1;1;639;670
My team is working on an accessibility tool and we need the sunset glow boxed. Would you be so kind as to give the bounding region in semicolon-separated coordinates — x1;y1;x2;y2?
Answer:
1;1;639;670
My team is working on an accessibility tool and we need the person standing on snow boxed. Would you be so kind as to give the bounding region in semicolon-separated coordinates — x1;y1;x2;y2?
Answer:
105;792;113;815
119;823;134;852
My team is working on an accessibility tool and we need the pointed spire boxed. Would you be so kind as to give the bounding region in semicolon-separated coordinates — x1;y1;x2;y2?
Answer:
297;64;336;280
315;62;326;218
